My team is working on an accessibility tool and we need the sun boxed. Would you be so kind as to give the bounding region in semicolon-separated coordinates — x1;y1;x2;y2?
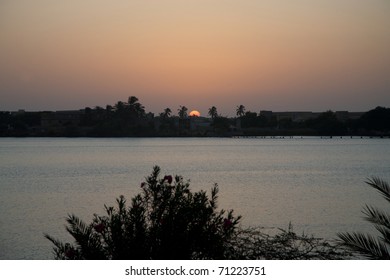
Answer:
189;110;201;117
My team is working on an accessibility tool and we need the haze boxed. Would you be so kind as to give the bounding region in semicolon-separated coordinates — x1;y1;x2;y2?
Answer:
1;0;389;116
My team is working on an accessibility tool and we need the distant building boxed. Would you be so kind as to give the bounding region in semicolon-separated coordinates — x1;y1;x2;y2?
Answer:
259;110;273;119
41;110;84;128
273;111;314;122
260;110;364;122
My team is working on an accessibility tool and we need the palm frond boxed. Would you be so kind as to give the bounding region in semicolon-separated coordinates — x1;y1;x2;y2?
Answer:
44;233;64;248
337;232;390;259
366;177;390;203
375;226;390;246
44;233;69;259
362;205;390;231
65;214;92;248
66;214;90;234
337;177;390;259
65;214;108;259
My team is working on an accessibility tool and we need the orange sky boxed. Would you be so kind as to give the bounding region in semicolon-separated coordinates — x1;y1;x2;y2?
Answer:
1;0;389;115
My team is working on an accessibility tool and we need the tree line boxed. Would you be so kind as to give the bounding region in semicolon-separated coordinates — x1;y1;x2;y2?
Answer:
1;96;390;137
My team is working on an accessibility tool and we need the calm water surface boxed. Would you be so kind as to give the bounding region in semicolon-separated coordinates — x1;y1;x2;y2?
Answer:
0;137;389;259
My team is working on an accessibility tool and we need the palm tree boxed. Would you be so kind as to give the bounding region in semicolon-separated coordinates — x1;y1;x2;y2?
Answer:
128;96;139;106
208;106;218;119
162;108;171;119
105;105;113;113
236;105;246;118
114;101;126;113
337;177;390;259
127;96;145;118
178;106;188;119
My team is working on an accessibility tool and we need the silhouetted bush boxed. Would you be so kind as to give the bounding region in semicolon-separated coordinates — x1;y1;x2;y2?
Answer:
227;224;348;260
45;166;240;259
46;166;349;259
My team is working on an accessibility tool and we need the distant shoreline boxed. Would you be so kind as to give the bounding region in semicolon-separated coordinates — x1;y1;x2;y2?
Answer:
1;105;389;138
1;135;389;139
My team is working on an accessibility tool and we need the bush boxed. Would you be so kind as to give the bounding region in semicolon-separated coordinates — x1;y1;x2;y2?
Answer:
45;166;240;259
46;166;348;259
227;224;349;260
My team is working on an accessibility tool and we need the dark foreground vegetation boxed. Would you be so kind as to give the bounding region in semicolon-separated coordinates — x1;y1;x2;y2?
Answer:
45;167;390;260
337;177;390;259
1;96;390;137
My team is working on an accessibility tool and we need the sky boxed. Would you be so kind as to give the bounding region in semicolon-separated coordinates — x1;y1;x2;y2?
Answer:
1;0;389;116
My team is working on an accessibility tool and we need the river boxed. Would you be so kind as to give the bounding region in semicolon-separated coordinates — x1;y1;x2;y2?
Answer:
0;137;389;259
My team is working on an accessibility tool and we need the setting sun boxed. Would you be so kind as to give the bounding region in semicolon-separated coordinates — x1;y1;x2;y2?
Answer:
189;110;201;117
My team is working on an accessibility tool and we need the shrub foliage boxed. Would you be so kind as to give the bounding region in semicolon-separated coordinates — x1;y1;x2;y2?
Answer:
45;166;240;259
46;166;348;259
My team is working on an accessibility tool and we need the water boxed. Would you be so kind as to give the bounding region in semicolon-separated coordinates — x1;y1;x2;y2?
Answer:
0;137;389;259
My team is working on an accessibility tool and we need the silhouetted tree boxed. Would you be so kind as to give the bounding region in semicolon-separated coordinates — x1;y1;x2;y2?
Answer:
338;177;390;259
359;106;390;132
106;105;113;112
178;106;188;119
236;105;246;118
158;108;175;135
305;111;346;135
161;108;172;119
128;96;139;106
208;106;218;119
114;101;126;113
127;96;145;118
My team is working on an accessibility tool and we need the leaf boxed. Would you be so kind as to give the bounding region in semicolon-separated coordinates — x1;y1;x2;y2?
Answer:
362;205;390;231
365;177;390;203
337;232;390;260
